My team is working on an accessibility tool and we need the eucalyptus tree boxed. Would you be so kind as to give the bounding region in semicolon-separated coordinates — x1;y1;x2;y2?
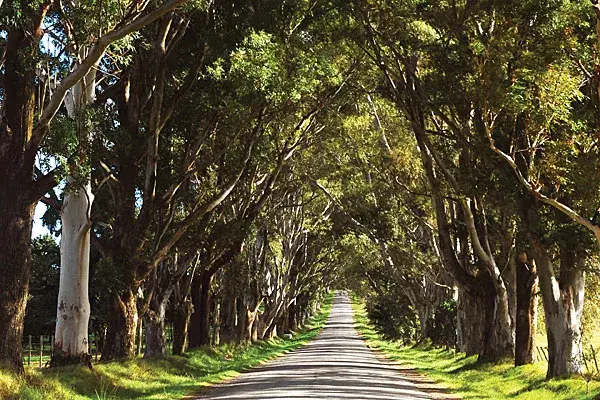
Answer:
257;187;333;339
212;179;337;344
412;0;597;376
474;1;599;376
305;86;456;344
143;252;198;358
353;0;598;376
51;0;168;368
352;0;529;362
0;0;192;373
94;19;251;358
48;1;210;364
87;0;350;359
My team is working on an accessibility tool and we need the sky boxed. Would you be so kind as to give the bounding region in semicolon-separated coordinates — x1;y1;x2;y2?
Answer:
32;203;52;238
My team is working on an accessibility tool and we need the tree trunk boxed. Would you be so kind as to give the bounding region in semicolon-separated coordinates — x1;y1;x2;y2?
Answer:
172;298;193;355
456;289;484;356
52;181;93;367
212;301;220;346
515;253;538;366
416;304;433;341
144;288;172;358
0;27;43;374
52;58;98;367
101;289;138;360
199;271;213;346
237;302;247;342
252;314;260;342
532;244;585;378
241;297;263;343
219;296;237;344
479;285;514;362
0;201;34;374
413;125;512;361
144;311;166;358
278;308;288;335
288;300;297;332
243;309;258;342
259;294;287;340
189;277;202;347
190;271;212;347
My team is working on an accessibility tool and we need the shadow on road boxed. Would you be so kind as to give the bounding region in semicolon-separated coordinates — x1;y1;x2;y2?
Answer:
196;293;436;400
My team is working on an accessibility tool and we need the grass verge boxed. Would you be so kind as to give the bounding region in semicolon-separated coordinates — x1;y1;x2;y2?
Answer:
351;295;600;400
0;293;333;400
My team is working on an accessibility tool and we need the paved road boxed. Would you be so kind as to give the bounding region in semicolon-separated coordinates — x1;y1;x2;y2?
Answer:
196;293;435;399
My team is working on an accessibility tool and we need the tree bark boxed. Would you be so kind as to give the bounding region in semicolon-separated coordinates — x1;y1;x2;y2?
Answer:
219;296;237;344
515;252;538;366
416;304;433;341
288;300;297;332
0;200;34;374
244;309;258;342
0;25;43;374
212;300;221;346
199;271;213;346
172;298;193;355
52;181;93;367
241;297;263;343
144;312;165;358
52;53;99;367
251;315;260;342
143;287;172;358
532;243;585;378
101;289;138;360
479;286;514;362
188;277;202;347
190;270;212;347
456;289;484;356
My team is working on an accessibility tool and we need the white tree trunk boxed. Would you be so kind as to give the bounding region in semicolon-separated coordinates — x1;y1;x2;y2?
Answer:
533;244;585;378
54;181;93;358
53;56;98;363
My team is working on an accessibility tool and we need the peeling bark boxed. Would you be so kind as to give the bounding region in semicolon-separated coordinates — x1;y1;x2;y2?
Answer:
52;182;93;366
101;289;138;360
532;244;585;378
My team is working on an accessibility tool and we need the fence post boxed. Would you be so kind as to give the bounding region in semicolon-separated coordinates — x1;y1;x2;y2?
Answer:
94;333;99;361
51;335;54;353
39;336;43;367
591;345;599;373
28;335;32;366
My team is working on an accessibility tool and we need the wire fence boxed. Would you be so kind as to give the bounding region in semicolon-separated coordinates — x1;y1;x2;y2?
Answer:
535;344;600;374
22;324;174;368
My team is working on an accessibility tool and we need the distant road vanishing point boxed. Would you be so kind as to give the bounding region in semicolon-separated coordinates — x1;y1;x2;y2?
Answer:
195;292;449;400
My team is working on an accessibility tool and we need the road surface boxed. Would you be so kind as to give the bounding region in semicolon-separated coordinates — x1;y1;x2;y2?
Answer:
196;292;441;399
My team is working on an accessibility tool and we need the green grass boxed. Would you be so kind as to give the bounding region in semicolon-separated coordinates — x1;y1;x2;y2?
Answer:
351;295;600;400
0;293;333;400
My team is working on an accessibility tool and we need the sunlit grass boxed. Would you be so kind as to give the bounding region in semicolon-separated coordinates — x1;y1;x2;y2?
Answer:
0;293;333;400
351;295;600;400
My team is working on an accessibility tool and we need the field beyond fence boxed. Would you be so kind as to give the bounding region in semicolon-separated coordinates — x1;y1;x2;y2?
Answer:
22;324;175;368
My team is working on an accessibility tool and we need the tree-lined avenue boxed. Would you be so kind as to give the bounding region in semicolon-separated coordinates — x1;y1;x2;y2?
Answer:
198;293;438;400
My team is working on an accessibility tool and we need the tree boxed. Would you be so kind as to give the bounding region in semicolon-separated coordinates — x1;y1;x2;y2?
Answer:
0;0;193;373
